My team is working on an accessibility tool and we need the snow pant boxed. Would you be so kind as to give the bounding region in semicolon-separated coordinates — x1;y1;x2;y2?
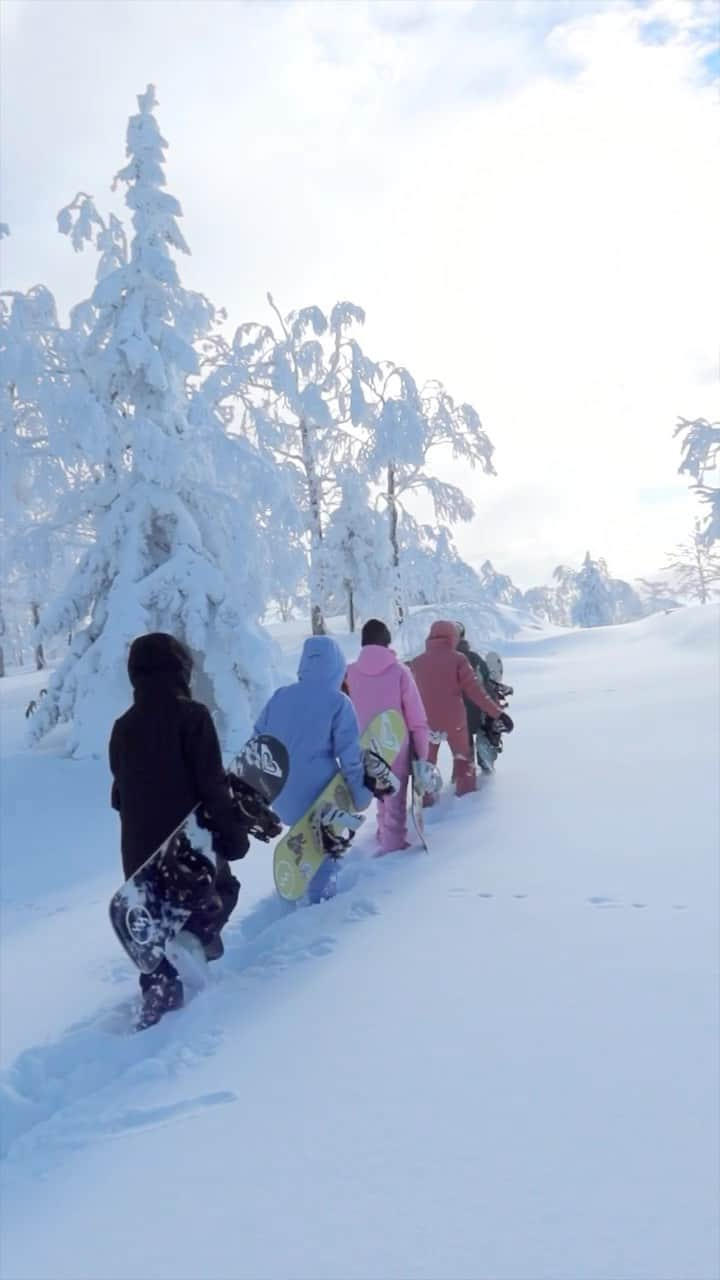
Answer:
307;857;338;905
376;775;411;853
140;857;240;994
428;722;476;798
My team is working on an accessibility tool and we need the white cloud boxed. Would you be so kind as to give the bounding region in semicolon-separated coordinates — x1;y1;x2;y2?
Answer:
1;0;717;587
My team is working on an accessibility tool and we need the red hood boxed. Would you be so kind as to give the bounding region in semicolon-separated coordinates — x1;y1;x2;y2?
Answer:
426;621;459;650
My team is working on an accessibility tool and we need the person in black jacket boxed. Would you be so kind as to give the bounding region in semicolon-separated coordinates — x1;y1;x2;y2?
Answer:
109;633;249;1028
455;622;490;751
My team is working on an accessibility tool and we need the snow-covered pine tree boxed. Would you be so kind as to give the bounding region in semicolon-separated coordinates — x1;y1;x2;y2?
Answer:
665;521;720;604
570;552;615;628
674;416;720;544
323;473;392;630
29;86;280;756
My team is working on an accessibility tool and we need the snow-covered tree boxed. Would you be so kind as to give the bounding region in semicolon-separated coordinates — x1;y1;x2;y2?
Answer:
196;297;372;635
606;576;643;624
570;552;615;628
0;282;94;674
675;416;720;544
636;578;681;615
29;86;281;756
323;473;392;631
362;370;494;622
551;564;577;625
477;559;523;607
396;520;480;610
522;585;558;623
665;522;720;604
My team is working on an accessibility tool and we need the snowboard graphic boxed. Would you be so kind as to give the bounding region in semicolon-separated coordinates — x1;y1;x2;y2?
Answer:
232;733;290;805
273;710;405;902
110;735;288;973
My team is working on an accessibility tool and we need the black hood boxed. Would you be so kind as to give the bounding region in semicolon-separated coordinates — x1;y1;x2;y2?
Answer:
127;633;193;694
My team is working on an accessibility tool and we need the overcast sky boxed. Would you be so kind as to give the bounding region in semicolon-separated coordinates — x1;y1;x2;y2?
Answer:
1;0;718;587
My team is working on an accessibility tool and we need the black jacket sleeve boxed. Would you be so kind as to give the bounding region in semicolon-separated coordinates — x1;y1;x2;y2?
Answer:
183;704;249;860
109;723;121;812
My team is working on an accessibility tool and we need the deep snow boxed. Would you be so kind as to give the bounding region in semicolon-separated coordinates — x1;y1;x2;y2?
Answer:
0;607;718;1280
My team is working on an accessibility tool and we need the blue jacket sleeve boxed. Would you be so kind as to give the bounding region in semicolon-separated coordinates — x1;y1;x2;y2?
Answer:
332;696;372;812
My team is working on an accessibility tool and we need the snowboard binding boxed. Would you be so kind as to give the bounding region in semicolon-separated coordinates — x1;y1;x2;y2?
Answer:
312;803;365;859
226;773;283;843
363;748;400;799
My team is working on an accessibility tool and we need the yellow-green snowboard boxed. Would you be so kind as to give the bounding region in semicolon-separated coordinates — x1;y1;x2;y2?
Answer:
273;709;406;901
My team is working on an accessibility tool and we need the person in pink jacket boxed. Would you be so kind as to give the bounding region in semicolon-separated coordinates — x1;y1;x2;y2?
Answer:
409;620;505;796
345;618;430;854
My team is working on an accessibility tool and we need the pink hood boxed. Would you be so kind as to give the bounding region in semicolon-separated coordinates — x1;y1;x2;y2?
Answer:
352;644;399;676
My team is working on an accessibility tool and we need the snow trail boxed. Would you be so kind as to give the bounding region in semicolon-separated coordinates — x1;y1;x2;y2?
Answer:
1;608;718;1280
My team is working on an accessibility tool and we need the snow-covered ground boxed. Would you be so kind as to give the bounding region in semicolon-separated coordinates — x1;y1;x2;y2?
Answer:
1;607;718;1280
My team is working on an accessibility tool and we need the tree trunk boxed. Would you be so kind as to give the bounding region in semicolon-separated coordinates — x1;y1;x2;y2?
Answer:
31;602;46;670
695;543;708;603
387;464;404;626
0;643;5;679
299;417;327;635
347;584;355;634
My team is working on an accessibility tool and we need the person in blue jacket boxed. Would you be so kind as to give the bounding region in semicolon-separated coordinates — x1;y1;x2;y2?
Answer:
254;635;373;902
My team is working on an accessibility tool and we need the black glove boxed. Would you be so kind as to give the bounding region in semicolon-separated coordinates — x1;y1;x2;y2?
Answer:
212;822;250;862
227;774;283;844
496;712;514;734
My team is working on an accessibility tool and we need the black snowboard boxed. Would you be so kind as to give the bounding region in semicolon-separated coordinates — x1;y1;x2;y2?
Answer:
109;735;288;974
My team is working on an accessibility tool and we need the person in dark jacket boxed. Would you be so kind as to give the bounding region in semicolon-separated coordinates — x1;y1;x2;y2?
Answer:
109;633;249;1028
455;622;490;747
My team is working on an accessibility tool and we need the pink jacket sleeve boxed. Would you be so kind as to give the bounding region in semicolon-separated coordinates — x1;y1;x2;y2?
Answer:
458;656;501;718
400;665;430;760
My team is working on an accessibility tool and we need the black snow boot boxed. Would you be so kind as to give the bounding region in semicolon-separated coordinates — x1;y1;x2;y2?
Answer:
203;934;224;961
136;970;184;1031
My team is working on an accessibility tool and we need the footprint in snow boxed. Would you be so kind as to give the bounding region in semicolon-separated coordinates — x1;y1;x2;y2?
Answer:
308;938;335;957
587;896;621;908
345;898;378;921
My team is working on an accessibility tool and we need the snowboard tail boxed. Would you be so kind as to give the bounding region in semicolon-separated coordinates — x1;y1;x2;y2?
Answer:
110;734;289;974
109;814;216;974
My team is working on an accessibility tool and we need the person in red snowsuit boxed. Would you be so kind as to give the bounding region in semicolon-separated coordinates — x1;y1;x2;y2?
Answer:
409;620;503;796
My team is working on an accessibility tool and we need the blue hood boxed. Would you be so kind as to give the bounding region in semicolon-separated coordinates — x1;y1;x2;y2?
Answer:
298;636;347;688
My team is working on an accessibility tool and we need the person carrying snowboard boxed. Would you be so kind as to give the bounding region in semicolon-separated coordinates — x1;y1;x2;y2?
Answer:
345;618;430;853
409;620;510;797
455;623;514;772
109;633;251;1029
455;621;490;761
254;635;374;902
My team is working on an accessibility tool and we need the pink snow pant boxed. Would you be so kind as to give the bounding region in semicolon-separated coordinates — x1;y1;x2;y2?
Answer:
375;740;412;853
376;775;411;853
428;721;476;798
